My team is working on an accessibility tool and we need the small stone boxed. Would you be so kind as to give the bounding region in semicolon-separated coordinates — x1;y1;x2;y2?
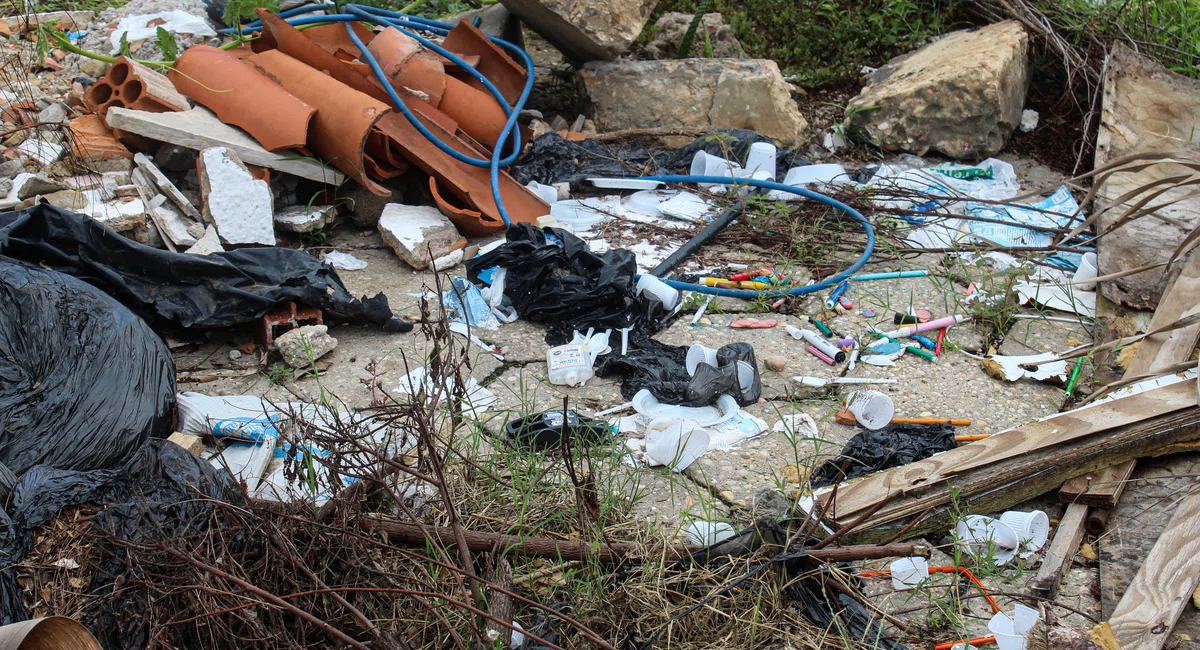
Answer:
275;324;338;368
198;146;274;246
185;225;224;256
27;189;87;210
274;204;336;233
1020;108;1039;132
18;173;69;200
763;355;788;371
36;102;66;125
229;349;243;361
753;487;791;518
377;204;467;271
167;432;205;456
0;159;23;180
78;57;107;79
699;317;712;326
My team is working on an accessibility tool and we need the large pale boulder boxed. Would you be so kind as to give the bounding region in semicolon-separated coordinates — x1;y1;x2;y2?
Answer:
847;21;1030;159
1093;43;1200;309
498;0;657;62
579;59;808;148
645;12;744;60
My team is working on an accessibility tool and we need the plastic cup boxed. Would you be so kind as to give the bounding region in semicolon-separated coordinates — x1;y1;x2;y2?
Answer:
955;514;1020;565
690;151;740;188
685;520;737;546
636;274;681;310
1073;252;1098;291
844;390;894;430
889;556;929;591
745;142;777;180
645;419;710;471
736;360;756;392
988;610;1030;650
686;344;719;376
999;510;1050;553
526;181;558;205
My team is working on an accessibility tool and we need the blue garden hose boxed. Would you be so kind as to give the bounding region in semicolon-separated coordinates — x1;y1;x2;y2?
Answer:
217;5;876;289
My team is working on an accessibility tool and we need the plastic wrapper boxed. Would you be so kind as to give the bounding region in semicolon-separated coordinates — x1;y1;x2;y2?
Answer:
0;204;408;331
810;423;957;488
466;224;652;340
596;340;761;407
0;260;175;476
509;130;809;186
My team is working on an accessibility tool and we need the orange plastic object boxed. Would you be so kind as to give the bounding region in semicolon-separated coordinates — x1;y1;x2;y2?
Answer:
169;45;316;152
374;111;548;235
247;49;391;197
83;57;189;118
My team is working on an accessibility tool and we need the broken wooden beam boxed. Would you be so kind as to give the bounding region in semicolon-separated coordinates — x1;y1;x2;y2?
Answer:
1102;487;1200;650
1031;502;1088;599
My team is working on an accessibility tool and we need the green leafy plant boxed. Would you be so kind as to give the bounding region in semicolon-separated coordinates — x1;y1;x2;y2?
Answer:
676;0;714;58
154;26;179;62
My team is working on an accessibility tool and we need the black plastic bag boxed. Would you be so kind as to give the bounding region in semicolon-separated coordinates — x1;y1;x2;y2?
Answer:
810;423;957;488
0;439;242;644
595;339;761;407
509;130;810;185
0;204;409;331
0;260;175;476
466;224;648;340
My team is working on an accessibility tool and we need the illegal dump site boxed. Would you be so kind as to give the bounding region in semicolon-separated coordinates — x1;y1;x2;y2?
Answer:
4;0;1200;647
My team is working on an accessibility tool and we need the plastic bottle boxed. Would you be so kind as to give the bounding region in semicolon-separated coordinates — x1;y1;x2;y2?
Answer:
546;343;593;386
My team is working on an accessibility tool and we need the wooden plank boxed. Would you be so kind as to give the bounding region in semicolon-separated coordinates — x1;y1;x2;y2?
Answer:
1059;460;1135;507
1031;502;1089;599
1062;253;1200;510
1107;480;1200;650
828;380;1199;521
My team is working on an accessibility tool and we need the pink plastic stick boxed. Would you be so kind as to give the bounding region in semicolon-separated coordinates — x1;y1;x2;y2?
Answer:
807;345;836;365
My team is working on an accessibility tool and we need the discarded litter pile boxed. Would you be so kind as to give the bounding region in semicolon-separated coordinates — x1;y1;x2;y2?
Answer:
2;1;1200;649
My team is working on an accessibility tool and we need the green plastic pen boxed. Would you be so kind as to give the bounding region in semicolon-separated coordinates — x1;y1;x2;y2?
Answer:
877;333;936;362
1064;360;1083;395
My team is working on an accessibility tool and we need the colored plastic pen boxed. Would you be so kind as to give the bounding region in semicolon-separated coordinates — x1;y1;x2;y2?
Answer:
934;327;946;356
813;319;833;337
824;280;849;310
873;314;971;339
850;270;928;281
891;417;972;426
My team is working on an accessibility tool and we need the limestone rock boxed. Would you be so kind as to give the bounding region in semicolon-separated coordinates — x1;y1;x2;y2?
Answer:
20;189;88;210
378;204;467;270
645;12;744;60
498;0;655;62
78;57;107;79
447;4;523;47
0;159;24;180
276;324;337;368
16;173;68;200
579;59;808;148
847;21;1030;159
185;225;224;255
274;204;336;233
167;432;205;456
198;146;275;246
1093;43;1200;309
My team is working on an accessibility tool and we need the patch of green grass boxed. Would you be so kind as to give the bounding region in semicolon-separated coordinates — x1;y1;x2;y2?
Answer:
1030;0;1200;77
642;0;958;87
32;0;130;11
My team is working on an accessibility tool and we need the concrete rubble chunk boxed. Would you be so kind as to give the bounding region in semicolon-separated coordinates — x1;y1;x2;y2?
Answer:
0;160;24;181
37;102;66;125
199;146;275;246
17;174;69;200
83;190;146;232
275;324;338;368
498;0;655;61
1093;42;1200;309
274;204;337;233
645;12;745;60
579;59;809;148
167;432;206;456
133;153;201;222
377;203;468;271
147;194;199;248
847;21;1030;159
105;106;346;186
185;225;225;255
15;138;65;167
20;189;87;211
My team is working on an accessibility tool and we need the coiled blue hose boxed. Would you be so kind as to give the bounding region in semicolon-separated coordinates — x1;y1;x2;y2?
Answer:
218;5;875;294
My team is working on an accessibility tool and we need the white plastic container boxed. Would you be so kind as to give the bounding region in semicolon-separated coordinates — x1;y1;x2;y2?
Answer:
686;520;737;546
889;556;929;591
686;344;719;376
526;181;558;205
1072;252;1098;291
745;142;777;180
999;510;1050;553
636;274;681;310
645;418;710;471
546;343;593;386
844;390;894;430
690;150;740;188
955;514;1020;565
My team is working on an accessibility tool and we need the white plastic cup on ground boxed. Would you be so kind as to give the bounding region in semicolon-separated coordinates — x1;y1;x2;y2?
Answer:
686;344;719;376
645;418;710;471
955;514;1020;565
690;150;740;188
889;556;929;591
999;510;1050;553
844;390;894;430
1073;252;1098;291
736;360;756;392
745;142;777;180
636;274;681;310
526;181;558;205
686;520;737;546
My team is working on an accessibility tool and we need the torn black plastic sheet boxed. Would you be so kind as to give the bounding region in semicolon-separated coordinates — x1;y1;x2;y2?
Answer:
810;423;957;488
0;204;410;331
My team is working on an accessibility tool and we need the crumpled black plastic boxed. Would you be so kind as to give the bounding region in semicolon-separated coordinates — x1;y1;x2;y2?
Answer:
595;339;762;407
509;130;810;185
810;423;957;488
0;260;175;477
466;224;651;340
0;204;409;331
0;439;243;647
